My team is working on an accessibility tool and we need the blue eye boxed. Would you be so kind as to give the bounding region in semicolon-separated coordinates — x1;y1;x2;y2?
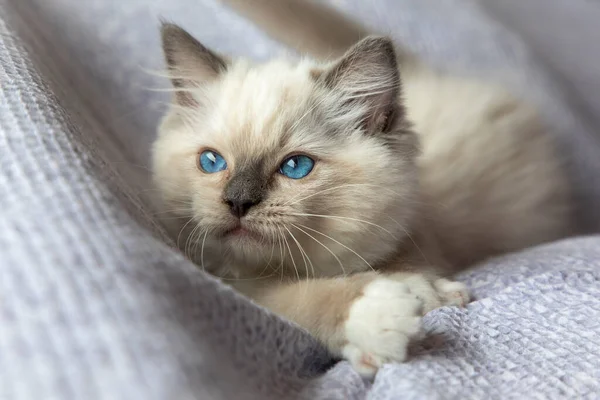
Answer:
279;155;315;179
199;150;227;173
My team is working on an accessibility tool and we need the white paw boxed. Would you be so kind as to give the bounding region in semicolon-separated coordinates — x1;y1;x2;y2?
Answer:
342;278;423;377
434;278;470;307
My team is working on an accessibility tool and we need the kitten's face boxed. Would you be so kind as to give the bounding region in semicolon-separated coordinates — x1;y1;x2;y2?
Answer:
153;25;419;278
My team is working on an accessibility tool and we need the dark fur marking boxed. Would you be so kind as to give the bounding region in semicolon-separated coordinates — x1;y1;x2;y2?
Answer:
222;159;267;217
160;22;227;106
319;36;404;136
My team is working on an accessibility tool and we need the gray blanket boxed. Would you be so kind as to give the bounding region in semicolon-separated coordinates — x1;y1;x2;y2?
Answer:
2;0;600;399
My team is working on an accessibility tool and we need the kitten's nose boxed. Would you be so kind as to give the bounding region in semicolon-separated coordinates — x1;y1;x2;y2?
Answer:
222;164;266;219
224;198;260;218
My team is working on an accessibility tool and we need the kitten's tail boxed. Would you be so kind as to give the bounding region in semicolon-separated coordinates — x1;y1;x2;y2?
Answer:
220;0;372;60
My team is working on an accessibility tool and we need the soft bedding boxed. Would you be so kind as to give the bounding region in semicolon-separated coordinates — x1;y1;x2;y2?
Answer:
1;0;600;398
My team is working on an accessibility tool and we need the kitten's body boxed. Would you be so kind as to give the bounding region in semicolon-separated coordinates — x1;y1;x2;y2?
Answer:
152;0;571;377
219;0;571;270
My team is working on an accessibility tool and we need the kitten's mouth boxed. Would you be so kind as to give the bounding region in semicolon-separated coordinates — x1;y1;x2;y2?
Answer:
222;224;262;242
227;226;252;237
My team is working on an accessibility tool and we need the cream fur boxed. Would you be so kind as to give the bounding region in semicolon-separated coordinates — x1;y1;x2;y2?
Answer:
152;4;572;376
154;57;419;279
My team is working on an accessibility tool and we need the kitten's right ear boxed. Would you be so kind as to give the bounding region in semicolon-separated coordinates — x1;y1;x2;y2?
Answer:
160;22;228;106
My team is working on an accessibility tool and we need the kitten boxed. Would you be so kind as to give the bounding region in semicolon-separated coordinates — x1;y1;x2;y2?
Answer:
152;0;571;377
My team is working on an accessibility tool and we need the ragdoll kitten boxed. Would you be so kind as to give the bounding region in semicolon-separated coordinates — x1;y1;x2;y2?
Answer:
152;0;571;377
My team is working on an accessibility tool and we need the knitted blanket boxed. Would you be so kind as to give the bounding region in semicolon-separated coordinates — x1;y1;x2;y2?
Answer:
2;0;600;398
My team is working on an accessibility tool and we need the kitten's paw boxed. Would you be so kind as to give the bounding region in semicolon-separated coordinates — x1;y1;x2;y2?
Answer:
342;278;423;377
434;278;470;307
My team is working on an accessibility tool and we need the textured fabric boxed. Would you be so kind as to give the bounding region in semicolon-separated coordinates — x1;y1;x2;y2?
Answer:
1;0;600;399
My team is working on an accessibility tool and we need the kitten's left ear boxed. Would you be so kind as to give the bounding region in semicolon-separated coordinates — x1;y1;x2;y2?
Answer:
160;22;228;106
320;36;402;134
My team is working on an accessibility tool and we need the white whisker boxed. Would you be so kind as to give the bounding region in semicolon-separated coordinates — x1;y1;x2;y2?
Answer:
296;223;375;272
292;223;346;276
176;217;195;250
288;212;396;238
285;183;409;206
387;216;429;264
285;226;315;279
280;227;300;281
185;222;201;260
218;272;279;282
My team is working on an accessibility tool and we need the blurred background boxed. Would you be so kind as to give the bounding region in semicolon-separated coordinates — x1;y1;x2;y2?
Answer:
7;0;600;230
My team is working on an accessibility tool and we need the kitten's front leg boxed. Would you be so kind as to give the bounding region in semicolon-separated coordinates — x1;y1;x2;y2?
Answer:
235;272;460;377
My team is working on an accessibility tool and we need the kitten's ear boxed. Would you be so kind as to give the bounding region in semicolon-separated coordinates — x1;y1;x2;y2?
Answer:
160;22;228;106
320;36;402;134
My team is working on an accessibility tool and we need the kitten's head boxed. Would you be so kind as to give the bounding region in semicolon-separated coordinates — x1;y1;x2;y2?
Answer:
152;23;419;278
